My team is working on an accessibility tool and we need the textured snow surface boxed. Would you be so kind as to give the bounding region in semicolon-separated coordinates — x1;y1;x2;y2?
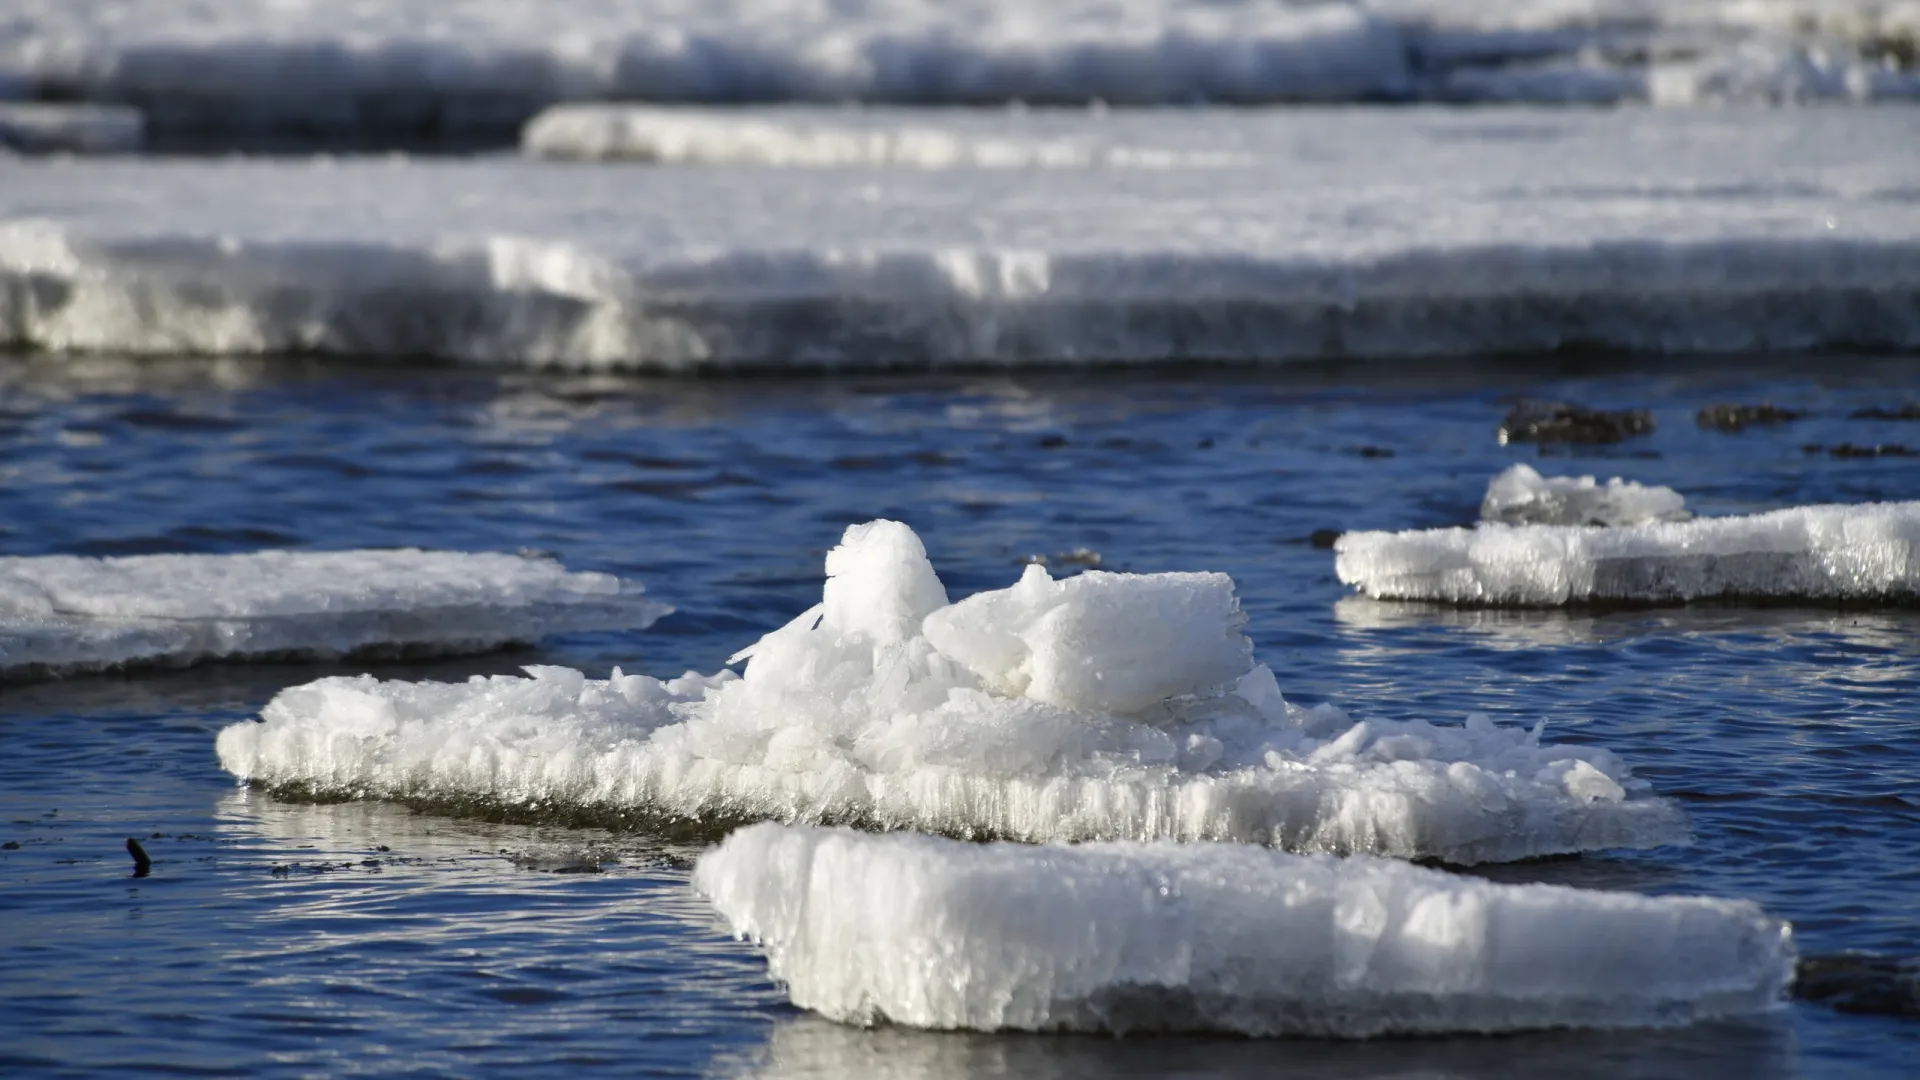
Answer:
217;520;1687;863
1338;501;1920;606
0;549;669;677
695;823;1794;1036
6;107;1920;369
1481;464;1690;527
1;2;1915;143
0;103;142;153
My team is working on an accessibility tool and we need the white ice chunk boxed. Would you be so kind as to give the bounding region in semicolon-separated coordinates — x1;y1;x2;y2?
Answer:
0;549;669;677
1481;464;1691;527
695;823;1794;1037
0;103;143;154
1338;501;1920;606
219;520;1687;864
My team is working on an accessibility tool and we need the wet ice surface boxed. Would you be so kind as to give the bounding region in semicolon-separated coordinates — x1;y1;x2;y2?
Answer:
3;354;1919;1075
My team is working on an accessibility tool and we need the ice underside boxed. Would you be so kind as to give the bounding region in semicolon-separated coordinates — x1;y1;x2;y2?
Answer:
694;823;1794;1037
0;549;668;677
218;521;1688;863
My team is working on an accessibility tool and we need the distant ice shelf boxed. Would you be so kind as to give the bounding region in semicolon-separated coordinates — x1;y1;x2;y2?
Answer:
217;519;1688;863
1337;501;1920;606
0;549;669;678
3;2;1917;146
1481;464;1690;528
695;823;1795;1037
5;106;1920;369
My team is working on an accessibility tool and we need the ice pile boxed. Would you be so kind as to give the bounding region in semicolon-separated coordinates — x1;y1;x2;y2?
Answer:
695;823;1794;1037
0;549;668;677
522;106;1253;168
1481;464;1690;528
1338;501;1920;606
0;103;143;154
218;520;1686;863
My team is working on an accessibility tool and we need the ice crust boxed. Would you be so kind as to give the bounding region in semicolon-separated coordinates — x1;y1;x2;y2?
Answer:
218;520;1687;863
5;106;1920;369
1338;501;1920;606
1481;464;1690;528
695;823;1794;1037
0;549;669;677
2;3;1916;145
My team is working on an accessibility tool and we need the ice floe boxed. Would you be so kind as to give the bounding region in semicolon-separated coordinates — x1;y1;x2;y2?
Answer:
218;520;1686;863
1338;501;1920;606
2;3;1916;146
695;822;1794;1037
1481;464;1690;528
0;549;668;677
0;103;142;154
5;105;1920;369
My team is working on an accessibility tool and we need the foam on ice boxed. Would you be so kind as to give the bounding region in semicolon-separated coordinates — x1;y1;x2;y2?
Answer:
695;823;1794;1037
1481;464;1690;528
218;520;1687;863
0;549;669;677
1338;501;1920;606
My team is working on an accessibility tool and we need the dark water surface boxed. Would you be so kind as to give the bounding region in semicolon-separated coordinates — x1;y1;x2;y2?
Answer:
2;354;1918;1077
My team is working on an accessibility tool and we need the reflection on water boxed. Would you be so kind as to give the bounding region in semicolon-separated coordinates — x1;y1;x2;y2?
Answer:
718;1014;1798;1080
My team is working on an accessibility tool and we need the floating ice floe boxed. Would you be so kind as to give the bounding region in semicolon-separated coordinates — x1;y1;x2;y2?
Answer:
218;520;1686;863
695;823;1794;1037
0;549;668;677
522;106;1255;168
1338;501;1920;606
0;103;143;154
1481;464;1690;528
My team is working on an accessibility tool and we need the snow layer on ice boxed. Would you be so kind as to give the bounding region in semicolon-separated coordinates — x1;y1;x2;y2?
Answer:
218;520;1686;863
0;103;142;154
1;3;1915;144
4;107;1920;369
0;549;669;677
695;823;1794;1037
1338;501;1920;606
1481;464;1690;528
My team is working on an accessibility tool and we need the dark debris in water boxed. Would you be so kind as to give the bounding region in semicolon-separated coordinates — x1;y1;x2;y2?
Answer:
1696;403;1806;432
1498;400;1654;445
1851;404;1920;420
1309;529;1343;550
1796;954;1920;1018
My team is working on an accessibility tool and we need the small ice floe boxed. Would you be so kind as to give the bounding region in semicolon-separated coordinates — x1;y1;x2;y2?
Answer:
0;103;144;154
695;823;1794;1037
1338;502;1920;606
219;520;1686;863
1481;464;1690;528
0;549;668;678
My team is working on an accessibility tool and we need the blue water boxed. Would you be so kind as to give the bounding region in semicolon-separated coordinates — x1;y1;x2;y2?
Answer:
2;354;1918;1077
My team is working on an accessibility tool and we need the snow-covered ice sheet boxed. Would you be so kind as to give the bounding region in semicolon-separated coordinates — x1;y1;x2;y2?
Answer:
6;107;1920;369
1481;464;1690;527
695;823;1793;1037
217;520;1687;863
1;3;1915;145
0;103;142;154
0;549;669;678
1337;502;1920;606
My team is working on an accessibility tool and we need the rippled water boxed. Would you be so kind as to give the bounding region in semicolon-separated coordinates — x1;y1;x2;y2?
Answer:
3;353;1917;1077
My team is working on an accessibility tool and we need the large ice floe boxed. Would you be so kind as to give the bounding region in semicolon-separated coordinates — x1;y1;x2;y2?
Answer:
218;520;1686;863
1339;501;1920;606
1481;464;1690;528
2;2;1916;146
0;549;668;678
695;823;1794;1037
5;106;1920;368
